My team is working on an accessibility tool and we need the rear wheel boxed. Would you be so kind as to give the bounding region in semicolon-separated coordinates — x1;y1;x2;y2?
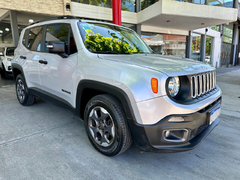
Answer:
15;74;35;106
1;64;9;79
84;94;132;156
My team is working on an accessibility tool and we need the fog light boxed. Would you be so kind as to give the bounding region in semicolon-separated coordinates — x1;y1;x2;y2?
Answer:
168;117;184;122
163;129;188;142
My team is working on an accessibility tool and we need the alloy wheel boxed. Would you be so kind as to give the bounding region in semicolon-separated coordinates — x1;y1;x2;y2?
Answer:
17;79;25;103
88;106;115;147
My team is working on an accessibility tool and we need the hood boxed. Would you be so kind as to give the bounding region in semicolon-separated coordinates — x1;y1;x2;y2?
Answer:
98;54;215;76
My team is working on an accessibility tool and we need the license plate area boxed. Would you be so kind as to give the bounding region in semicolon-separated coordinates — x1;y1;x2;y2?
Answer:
208;104;221;125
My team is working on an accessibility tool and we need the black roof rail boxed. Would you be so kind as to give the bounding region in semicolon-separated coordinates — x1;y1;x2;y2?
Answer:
29;16;80;26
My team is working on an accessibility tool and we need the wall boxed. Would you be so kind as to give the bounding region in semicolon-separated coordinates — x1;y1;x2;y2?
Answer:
0;0;72;16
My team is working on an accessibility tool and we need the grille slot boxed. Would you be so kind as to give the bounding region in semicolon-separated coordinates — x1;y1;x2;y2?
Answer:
191;71;216;99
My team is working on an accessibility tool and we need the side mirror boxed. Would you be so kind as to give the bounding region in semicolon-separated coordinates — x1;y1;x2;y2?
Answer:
47;41;68;58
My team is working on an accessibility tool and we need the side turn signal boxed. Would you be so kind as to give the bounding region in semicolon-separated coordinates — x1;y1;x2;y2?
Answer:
151;78;158;93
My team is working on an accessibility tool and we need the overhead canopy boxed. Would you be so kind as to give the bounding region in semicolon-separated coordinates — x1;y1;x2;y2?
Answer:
138;0;237;30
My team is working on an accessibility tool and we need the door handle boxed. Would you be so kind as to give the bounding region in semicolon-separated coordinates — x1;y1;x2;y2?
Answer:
39;60;48;65
20;56;26;59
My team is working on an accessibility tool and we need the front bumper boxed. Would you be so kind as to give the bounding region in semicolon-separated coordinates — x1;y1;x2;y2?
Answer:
128;96;222;153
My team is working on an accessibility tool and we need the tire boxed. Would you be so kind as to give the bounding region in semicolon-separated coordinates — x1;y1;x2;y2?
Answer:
15;74;35;106
84;94;132;156
1;64;9;79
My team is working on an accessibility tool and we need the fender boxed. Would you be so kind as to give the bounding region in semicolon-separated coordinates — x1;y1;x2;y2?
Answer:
12;63;25;80
75;80;136;121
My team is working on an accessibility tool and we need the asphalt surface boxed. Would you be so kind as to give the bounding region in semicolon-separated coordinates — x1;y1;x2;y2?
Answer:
0;67;240;180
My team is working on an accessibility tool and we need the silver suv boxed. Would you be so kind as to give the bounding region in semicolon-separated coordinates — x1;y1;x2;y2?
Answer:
12;16;222;156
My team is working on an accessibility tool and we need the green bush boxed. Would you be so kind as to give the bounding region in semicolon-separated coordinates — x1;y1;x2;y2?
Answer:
84;29;139;54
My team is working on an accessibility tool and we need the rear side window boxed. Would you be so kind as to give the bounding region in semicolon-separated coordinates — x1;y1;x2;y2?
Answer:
45;24;77;55
27;26;43;51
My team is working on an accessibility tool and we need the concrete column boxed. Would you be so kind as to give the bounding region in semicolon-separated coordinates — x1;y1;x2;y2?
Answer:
186;31;192;59
232;23;239;66
10;11;19;47
136;24;141;36
136;0;141;12
200;30;207;62
233;0;239;8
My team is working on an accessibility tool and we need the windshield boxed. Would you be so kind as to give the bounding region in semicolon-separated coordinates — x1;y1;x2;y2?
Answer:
78;22;152;54
6;47;16;56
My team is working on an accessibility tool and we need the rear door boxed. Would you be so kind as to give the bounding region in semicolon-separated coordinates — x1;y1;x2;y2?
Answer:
39;23;78;104
21;26;44;89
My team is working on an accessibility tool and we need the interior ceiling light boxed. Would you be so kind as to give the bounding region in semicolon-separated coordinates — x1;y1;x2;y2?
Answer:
0;30;3;33
5;28;9;32
29;19;34;23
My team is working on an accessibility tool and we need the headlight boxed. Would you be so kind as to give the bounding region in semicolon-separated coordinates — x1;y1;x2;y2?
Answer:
7;58;12;61
168;76;180;97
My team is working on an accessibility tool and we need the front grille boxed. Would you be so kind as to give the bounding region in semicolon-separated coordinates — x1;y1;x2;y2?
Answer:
190;71;216;99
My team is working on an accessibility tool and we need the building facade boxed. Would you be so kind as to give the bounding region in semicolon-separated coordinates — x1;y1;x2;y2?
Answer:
0;0;238;67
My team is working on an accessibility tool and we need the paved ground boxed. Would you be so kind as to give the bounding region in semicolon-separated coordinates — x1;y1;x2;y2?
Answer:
0;67;240;180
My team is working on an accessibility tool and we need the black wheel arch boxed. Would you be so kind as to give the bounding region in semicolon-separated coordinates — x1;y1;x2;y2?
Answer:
76;80;136;122
12;63;25;80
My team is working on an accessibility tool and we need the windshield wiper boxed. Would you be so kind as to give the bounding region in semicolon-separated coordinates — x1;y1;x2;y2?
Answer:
91;51;120;54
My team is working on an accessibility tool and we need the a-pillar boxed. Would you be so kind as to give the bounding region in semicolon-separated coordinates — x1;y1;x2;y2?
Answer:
10;11;19;47
186;31;192;59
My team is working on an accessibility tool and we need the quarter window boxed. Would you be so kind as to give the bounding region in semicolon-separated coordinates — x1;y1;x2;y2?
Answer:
27;27;43;51
22;29;28;47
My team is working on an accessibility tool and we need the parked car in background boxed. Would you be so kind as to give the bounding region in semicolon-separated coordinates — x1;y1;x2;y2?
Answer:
205;56;211;64
0;47;16;79
12;16;222;156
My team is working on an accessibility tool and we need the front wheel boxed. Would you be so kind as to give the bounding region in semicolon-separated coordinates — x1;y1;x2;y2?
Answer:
84;94;132;156
15;74;35;106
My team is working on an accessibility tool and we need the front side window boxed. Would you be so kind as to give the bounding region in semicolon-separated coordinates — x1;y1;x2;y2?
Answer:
27;26;43;51
78;22;152;54
6;47;16;56
45;24;77;55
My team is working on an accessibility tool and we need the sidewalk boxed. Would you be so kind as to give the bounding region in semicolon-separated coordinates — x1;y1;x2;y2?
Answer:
216;66;240;76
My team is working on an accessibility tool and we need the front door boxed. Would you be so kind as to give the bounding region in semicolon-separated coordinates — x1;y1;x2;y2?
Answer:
39;23;78;105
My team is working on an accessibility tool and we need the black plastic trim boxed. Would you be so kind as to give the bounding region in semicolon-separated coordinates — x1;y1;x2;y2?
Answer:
131;97;222;152
29;87;75;114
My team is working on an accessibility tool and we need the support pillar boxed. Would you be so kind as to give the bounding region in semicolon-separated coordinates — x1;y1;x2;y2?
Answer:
10;11;19;47
200;30;207;62
232;23;239;66
186;31;192;59
136;24;141;36
112;0;121;25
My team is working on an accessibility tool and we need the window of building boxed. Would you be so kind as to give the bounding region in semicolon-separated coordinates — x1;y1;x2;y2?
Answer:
223;24;233;43
192;33;201;61
72;0;136;12
27;26;43;51
175;0;234;8
45;24;77;55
